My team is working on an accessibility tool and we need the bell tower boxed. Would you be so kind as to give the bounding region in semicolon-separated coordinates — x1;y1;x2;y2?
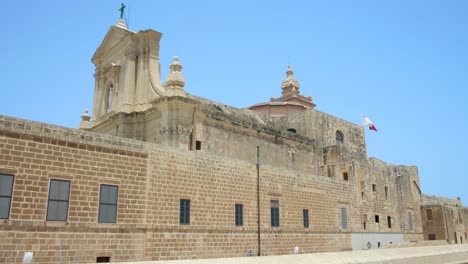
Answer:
79;8;188;142
90;18;165;124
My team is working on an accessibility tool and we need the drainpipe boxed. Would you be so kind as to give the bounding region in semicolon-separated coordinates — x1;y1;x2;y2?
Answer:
257;146;261;256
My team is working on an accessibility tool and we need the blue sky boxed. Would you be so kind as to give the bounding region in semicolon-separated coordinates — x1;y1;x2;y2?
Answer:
3;1;467;203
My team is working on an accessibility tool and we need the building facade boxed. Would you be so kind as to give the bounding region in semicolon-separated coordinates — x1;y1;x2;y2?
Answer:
421;195;467;244
0;18;461;263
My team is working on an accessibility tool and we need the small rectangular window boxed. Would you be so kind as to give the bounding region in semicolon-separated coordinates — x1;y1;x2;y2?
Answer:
385;186;388;200
180;199;190;225
426;209;433;220
303;209;309;228
372;184;376;192
195;141;202;150
341;208;347;229
387;216;392;228
343;172;348;181
47;179;70;221
99;185;118;223
96;256;111;263
235;204;243;226
0;174;14;219
428;234;436;240
375;215;380;223
270;200;280;227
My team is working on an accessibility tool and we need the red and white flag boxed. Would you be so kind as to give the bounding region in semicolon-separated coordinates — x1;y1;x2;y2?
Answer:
362;115;378;132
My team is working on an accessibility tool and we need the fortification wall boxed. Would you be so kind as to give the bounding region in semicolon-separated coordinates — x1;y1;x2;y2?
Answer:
0;115;422;263
283;109;367;161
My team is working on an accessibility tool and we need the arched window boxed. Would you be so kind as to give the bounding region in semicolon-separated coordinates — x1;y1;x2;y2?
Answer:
106;83;114;113
336;130;344;144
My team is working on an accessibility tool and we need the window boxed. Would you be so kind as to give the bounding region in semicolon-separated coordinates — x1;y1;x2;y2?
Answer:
375;215;380;223
385;186;388;200
303;209;309;228
270;200;279;227
408;211;414;231
98;185;118;223
96;256;111;263
0;174;14;219
387;216;392;228
428;234;436;240
287;128;296;133
426;209;433;220
195;141;202;150
46;179;70;221
343;172;348;181
363;221;366;230
336;130;344;144
341;208;347;229
180;199;190;225
235;204;243;226
372;184;376;192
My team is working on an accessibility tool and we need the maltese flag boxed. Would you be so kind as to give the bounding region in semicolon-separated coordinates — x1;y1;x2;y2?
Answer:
362;115;378;132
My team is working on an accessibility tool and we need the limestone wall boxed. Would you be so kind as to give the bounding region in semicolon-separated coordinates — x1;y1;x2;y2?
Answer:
421;194;466;244
0;115;422;263
421;205;447;241
283;109;367;162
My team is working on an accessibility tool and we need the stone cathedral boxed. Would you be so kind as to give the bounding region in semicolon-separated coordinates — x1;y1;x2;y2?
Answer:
0;17;466;264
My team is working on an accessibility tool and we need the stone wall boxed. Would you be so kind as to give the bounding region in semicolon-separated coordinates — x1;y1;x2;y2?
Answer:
421;205;447;241
421;194;466;244
0;115;422;263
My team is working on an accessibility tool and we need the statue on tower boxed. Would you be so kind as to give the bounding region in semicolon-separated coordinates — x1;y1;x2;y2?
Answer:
119;3;126;19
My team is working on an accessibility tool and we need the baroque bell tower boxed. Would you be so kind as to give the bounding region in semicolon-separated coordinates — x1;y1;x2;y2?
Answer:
79;9;189;145
89;17;165;124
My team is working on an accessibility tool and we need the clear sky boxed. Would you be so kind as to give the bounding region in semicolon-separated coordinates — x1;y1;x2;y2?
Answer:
3;1;467;203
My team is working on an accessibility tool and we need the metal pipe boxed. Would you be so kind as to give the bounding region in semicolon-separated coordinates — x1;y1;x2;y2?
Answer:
256;146;261;256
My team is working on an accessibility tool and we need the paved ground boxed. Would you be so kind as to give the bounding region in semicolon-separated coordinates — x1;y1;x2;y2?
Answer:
116;244;468;264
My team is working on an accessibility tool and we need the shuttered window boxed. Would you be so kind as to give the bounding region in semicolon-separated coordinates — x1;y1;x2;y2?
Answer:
99;185;118;223
271;200;280;227
303;209;309;228
0;174;14;219
47;179;70;221
180;199;190;225
341;208;347;229
235;204;243;226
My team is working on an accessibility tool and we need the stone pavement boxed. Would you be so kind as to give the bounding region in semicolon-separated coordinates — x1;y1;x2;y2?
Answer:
116;244;468;264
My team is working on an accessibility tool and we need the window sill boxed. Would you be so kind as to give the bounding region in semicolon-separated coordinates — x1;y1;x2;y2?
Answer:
45;221;69;227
